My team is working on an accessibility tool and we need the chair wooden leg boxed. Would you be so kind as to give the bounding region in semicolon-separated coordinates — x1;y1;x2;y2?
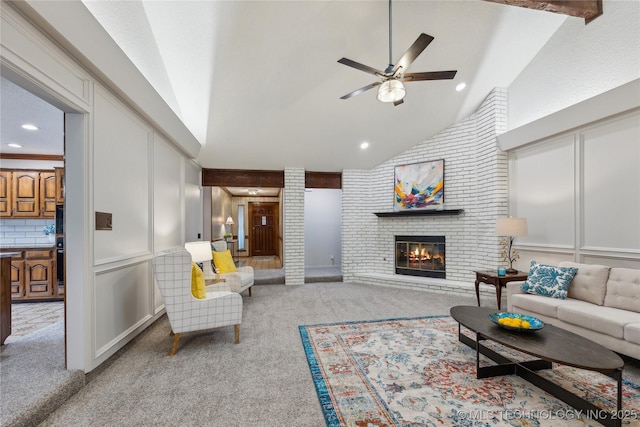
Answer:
169;333;180;356
248;286;252;297
234;324;240;344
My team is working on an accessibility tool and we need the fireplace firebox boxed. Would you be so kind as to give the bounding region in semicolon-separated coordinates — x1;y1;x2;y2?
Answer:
395;235;445;279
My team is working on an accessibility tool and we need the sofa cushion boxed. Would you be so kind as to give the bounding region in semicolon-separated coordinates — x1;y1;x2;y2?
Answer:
224;270;253;287
521;261;577;299
625;323;640;345
559;261;610;306
603;268;640;313
509;293;565;319
557;301;640;339
212;249;237;273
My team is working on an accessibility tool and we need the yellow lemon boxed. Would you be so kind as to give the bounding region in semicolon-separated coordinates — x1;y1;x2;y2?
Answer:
511;318;522;327
521;320;531;329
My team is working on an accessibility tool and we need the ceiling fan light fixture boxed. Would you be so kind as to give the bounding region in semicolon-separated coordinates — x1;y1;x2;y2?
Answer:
377;79;405;103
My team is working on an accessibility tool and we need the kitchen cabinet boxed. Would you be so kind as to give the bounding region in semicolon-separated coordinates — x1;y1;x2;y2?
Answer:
0;248;60;301
40;171;57;218
12;171;40;217
26;257;54;298
0;169;62;218
54;167;64;203
0;171;11;217
10;255;25;298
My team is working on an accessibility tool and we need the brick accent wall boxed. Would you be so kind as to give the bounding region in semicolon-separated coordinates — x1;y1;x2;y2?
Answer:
284;167;305;285
342;88;509;295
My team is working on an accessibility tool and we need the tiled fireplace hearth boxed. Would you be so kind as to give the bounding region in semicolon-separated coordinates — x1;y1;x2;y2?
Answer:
395;235;446;279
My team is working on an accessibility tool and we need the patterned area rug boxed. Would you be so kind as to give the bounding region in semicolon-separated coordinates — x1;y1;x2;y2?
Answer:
299;316;640;426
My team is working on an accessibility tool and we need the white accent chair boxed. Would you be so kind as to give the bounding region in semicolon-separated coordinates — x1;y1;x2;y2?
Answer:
151;247;243;356
186;240;254;296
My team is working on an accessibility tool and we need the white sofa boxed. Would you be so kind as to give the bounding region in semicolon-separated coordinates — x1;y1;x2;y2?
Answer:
507;261;640;359
185;241;254;296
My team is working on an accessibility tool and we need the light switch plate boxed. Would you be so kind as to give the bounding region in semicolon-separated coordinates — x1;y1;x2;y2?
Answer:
95;212;112;230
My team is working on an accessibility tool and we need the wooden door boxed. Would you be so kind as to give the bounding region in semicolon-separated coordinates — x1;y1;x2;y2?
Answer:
0;171;12;217
249;202;278;257
40;172;57;218
12;171;40;217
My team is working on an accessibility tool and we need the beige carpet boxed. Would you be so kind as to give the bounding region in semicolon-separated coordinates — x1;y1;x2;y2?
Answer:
6;283;640;427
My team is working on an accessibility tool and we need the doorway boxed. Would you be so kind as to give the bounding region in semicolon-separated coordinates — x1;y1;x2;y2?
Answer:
1;68;85;370
249;202;278;257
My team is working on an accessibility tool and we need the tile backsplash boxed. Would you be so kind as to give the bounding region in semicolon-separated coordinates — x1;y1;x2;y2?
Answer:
0;218;56;247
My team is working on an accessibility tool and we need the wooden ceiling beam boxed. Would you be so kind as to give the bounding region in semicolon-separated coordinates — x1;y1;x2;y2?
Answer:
482;0;602;23
202;168;284;188
305;172;342;189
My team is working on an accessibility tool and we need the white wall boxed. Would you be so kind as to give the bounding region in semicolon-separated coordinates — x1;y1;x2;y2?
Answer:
508;109;640;269
1;2;202;371
304;188;341;267
184;160;203;242
508;0;640;130
93;87;151;262
210;186;231;241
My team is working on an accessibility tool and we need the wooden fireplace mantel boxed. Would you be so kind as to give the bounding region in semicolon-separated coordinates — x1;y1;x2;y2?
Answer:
374;209;464;217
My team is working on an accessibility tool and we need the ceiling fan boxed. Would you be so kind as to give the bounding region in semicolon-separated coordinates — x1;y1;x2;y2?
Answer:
338;0;457;106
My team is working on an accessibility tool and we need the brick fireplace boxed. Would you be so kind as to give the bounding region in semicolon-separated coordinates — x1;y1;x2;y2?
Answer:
395;235;446;279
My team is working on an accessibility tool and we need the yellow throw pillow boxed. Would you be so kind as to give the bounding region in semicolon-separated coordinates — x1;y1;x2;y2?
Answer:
212;249;237;273
191;262;206;299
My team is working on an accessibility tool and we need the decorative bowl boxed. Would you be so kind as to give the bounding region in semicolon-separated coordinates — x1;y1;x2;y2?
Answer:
488;312;545;332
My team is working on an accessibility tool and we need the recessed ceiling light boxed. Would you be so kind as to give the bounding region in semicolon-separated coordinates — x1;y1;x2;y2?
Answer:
21;123;39;131
455;83;466;92
360;142;369;149
8;143;22;148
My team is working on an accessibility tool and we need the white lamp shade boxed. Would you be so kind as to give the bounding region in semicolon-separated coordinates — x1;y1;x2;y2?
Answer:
225;216;234;225
184;241;213;263
496;217;528;237
377;79;406;103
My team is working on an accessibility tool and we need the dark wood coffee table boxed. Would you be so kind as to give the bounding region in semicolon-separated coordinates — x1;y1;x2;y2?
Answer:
450;305;625;427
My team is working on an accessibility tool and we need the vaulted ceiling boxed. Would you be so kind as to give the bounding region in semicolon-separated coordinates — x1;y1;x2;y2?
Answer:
3;1;574;171
82;0;573;172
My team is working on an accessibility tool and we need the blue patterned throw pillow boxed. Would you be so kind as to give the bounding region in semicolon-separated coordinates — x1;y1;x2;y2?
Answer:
521;261;578;299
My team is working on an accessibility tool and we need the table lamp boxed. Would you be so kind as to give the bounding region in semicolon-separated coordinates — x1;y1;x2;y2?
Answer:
496;217;528;274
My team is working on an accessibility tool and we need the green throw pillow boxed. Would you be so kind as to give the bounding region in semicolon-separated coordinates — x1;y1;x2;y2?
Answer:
521;260;577;299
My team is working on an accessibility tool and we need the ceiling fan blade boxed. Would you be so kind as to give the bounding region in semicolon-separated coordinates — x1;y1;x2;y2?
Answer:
401;70;457;81
393;99;404;107
340;81;382;100
338;58;385;77
392;33;434;74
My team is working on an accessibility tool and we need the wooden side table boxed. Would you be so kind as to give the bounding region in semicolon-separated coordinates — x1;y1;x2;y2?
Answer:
474;270;528;310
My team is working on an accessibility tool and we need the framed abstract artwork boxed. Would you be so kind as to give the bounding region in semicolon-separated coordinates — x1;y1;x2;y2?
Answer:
393;159;444;211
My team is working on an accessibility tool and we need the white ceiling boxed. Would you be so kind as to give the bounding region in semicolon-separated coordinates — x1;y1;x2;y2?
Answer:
82;0;566;172
0;77;64;156
1;1;568;173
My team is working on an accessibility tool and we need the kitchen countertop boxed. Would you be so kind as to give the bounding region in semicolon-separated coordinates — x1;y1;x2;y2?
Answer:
0;244;56;250
0;252;20;258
